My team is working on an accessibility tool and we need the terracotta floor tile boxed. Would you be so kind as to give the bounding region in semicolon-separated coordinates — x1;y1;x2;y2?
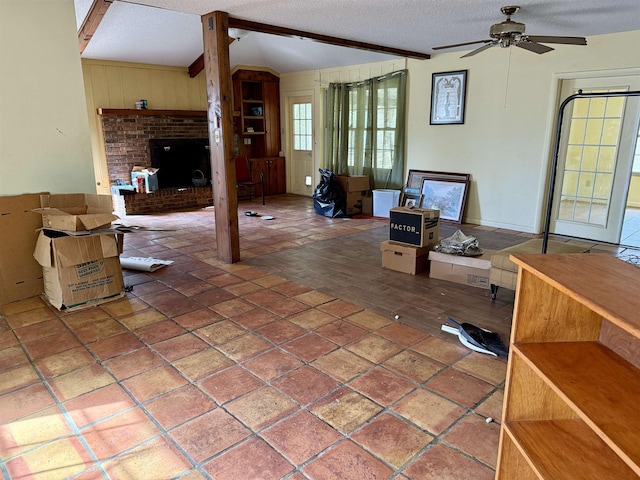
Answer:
412;336;470;364
129;279;169;297
403;443;495;480
0;345;29;371
392;388;466;435
216;332;272;362
173;308;223;330
251;273;289;288
0;364;40;394
226;386;298;430
139;290;201;317
425;368;494;407
89;332;144;360
264;298;310;318
345;310;394;331
0;330;19;350
312;348;373;383
190;288;236;307
270;281;313;297
135;319;186;344
315;320;367;345
294;290;335;307
256;319;306;344
223;281;264;297
0;297;46;316
145;384;216;429
74;318;126;344
62;307;110;330
172;348;233;381
153;333;209;361
231;308;279;330
5;306;57;329
345;334;402;363
207;273;244;288
384;350;447;383
13;318;68;343
64;383;136;428
34;347;96;379
272;365;339;405
443;413;501;468
82;407;161;460
0;405;73;461
233;266;269;281
454;354;508;386
210;298;256;318
49;364;115;402
0;383;55;424
262;410;342;465
5;435;93;479
101;297;149;318
282;333;338;362
170;408;250;462
23;331;81;360
104;347;165;380
198;365;264;404
195;320;245;345
349;366;414;406
310;387;382;434
287;309;336;330
303;439;393;479
317;299;364;318
351;413;433;468
376;322;429;346
243;348;303;382
122;365;188;402
118;308;167;330
102;436;192;479
242;288;286;307
203;437;294;480
475;388;504;422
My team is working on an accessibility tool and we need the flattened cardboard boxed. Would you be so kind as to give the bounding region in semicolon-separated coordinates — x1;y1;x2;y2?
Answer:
380;240;430;275
33;231;124;311
0;194;46;304
35;194;117;231
428;249;495;289
389;207;439;248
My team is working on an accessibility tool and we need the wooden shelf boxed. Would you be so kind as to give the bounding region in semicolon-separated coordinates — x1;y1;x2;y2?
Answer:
506;419;638;479
97;108;207;117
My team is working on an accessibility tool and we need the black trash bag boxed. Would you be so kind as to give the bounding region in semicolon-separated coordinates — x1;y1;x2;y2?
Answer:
312;168;346;218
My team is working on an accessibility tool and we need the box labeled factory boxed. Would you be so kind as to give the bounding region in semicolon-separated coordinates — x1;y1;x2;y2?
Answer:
428;249;495;289
33;231;124;311
380;240;430;275
335;175;370;216
389;207;439;248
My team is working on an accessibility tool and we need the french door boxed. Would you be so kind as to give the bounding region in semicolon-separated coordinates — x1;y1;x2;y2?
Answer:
288;95;314;196
549;75;640;243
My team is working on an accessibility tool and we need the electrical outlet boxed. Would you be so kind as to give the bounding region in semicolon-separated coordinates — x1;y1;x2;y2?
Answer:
244;138;251;145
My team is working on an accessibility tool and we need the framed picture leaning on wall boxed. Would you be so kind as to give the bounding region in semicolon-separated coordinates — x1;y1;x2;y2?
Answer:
430;70;467;125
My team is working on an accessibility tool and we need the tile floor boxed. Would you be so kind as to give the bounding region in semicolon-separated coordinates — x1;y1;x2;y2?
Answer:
1;195;637;479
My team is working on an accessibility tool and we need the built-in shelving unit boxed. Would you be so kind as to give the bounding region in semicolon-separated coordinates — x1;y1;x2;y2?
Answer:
496;253;640;480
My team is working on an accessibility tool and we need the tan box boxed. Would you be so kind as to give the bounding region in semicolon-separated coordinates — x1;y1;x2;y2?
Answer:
335;175;370;216
381;240;431;275
0;194;46;305
33;231;124;311
34;193;117;231
389;207;439;248
428;249;495;289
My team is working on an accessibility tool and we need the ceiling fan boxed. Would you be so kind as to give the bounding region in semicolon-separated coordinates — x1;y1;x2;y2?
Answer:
433;6;587;58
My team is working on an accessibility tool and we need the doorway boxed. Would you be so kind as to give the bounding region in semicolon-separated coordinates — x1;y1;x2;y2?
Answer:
287;95;314;196
549;75;640;244
622;124;640;247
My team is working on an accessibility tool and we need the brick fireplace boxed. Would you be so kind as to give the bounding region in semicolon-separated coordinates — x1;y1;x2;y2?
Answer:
100;109;214;215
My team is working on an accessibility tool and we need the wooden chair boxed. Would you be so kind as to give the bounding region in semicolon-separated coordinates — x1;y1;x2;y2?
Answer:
235;156;265;205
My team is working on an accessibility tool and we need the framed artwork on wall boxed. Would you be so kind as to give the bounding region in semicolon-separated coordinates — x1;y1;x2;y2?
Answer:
430;70;468;125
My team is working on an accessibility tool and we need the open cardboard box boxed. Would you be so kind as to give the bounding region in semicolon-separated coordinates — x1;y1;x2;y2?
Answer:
34;193;118;232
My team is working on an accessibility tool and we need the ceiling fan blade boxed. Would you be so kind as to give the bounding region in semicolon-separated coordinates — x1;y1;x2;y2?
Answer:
526;35;587;46
461;42;497;58
516;41;554;54
433;39;492;50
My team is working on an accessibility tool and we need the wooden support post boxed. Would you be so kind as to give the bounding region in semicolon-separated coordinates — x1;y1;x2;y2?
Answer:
201;11;240;263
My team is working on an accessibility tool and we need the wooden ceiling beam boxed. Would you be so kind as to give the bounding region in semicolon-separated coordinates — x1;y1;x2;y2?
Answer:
78;0;113;53
188;15;430;78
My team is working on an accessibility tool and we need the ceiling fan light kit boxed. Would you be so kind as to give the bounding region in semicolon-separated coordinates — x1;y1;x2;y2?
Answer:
434;5;587;58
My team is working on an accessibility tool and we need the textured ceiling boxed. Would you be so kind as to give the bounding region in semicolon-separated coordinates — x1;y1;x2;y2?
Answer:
76;0;640;72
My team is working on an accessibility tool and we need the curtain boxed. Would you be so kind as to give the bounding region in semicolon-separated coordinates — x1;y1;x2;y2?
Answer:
325;69;407;189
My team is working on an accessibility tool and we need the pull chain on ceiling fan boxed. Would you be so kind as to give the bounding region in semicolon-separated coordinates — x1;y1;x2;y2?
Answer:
433;6;587;58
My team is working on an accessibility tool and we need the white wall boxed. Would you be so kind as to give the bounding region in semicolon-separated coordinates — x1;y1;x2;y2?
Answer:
0;0;94;195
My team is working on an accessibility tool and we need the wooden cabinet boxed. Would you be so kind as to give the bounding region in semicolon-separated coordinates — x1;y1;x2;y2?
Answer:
496;253;640;480
250;157;286;196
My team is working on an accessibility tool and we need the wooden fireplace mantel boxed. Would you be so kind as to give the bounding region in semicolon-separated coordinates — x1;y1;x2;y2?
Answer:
97;108;207;117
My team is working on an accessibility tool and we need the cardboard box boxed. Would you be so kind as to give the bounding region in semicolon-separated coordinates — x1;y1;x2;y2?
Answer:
389;207;439;248
33;231;125;311
373;189;401;218
380;240;431;275
428;249;495;289
34;194;117;231
131;166;159;193
0;194;46;305
335;175;370;215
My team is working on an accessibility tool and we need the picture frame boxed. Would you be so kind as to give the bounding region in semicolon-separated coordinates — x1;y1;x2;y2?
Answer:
420;177;469;223
400;192;423;208
430;70;467;125
406;170;470;192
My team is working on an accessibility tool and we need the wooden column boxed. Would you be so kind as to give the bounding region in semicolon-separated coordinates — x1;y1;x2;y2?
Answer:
201;11;239;263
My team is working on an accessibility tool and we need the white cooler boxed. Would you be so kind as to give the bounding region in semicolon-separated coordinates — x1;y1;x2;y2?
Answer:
372;189;401;218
